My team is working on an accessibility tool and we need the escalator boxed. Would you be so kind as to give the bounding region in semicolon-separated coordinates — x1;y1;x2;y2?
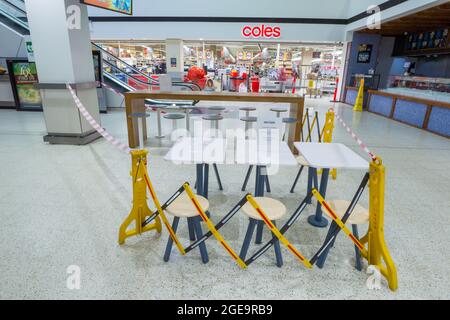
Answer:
0;0;200;108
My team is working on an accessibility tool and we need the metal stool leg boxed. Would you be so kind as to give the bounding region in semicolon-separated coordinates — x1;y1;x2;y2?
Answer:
273;221;283;267
241;165;253;191
193;217;209;264
212;164;223;191
163;217;180;262
255;221;264;244
316;223;336;269
185;109;190;132
290;166;304;193
352;224;362;271
239;218;257;260
188;217;196;241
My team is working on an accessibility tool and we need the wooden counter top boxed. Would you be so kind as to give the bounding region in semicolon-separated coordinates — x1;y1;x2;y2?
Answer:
125;90;304;103
125;90;305;149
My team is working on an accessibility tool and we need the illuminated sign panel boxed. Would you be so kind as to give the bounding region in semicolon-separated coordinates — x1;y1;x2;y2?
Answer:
242;25;281;38
81;0;133;15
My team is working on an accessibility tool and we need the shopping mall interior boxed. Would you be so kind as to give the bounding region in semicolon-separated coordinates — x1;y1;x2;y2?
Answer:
0;0;449;301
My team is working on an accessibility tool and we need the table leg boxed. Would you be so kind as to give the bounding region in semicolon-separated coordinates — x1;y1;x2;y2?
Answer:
204;164;209;199
196;163;204;197
255;165;266;244
308;168;330;228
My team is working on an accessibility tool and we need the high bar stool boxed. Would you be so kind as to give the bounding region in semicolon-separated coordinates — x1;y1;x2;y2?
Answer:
316;200;369;270
282;117;297;141
163;193;210;264
163;112;186;134
239;106;257;135
290;155;318;204
202;114;224;133
209;105;226;115
270;107;288;118
179;105;196;132
153;105;168;138
239;114;271;193
239;197;286;267
197;114;225;192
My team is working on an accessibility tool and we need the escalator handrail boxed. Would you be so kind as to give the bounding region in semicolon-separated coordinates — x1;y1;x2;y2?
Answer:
92;42;158;84
102;59;198;92
93;42;201;91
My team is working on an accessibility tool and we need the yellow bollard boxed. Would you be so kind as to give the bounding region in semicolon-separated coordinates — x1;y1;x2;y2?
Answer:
318;110;337;180
360;157;398;291
353;78;364;112
118;150;162;245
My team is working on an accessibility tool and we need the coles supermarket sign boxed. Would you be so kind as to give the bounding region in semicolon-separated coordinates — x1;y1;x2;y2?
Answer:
242;25;281;38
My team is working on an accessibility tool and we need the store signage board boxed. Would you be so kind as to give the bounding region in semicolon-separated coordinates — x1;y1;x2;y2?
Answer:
80;0;133;15
357;44;373;64
242;25;281;39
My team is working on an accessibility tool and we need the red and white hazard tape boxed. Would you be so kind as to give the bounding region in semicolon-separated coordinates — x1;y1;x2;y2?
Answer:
100;81;125;97
331;108;377;162
67;84;131;154
100;81;161;112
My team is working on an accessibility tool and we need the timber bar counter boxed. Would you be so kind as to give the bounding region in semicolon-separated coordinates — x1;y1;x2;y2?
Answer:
125;90;305;149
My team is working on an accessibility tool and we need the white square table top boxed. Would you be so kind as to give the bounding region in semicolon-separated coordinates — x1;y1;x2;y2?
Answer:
164;137;298;167
234;139;298;166
164;137;228;164
294;142;369;170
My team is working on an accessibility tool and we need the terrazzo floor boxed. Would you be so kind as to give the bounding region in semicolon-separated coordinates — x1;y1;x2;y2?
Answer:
0;97;449;299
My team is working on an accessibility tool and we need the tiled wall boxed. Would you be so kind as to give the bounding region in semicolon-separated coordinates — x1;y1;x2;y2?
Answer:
427;106;450;137
393;99;428;128
368;94;393;117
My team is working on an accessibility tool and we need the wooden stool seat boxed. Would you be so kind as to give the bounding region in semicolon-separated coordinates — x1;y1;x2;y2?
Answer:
296;155;309;166
327;200;369;225
242;197;286;221
166;194;209;218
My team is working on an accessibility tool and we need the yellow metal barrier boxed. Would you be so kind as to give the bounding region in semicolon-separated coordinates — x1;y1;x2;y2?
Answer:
184;184;247;269
312;189;368;257
319;109;337;180
312;156;398;291
360;157;398;291
246;195;312;269
353;78;364;112
118;150;162;245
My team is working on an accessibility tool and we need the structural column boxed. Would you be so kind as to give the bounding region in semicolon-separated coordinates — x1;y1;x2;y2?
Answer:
165;39;184;82
25;0;101;145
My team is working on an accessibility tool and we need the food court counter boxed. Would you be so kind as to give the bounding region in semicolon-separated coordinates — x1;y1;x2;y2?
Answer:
366;89;450;138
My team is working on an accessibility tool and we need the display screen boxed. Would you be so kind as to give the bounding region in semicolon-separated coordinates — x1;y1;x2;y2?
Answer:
81;0;132;15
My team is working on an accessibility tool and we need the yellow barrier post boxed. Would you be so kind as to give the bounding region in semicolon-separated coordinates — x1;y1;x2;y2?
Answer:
319;109;337;179
360;157;398;291
118;150;162;245
353;78;364;112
